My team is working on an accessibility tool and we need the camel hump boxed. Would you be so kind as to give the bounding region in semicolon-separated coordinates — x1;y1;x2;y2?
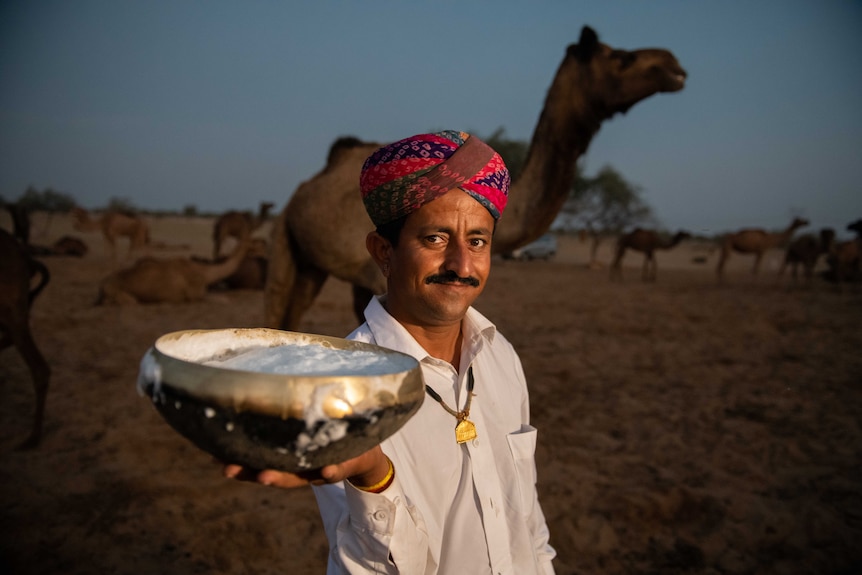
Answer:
326;136;372;167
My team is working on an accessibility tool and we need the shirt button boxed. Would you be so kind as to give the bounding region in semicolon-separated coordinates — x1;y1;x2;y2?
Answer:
472;438;479;447
372;510;387;522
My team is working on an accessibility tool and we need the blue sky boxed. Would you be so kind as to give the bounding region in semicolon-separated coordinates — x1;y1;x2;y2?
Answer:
1;1;861;237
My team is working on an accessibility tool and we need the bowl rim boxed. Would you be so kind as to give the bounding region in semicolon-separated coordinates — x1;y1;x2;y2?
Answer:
139;327;424;418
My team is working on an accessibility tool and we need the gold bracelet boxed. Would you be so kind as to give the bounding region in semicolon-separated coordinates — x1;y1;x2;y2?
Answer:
351;457;394;493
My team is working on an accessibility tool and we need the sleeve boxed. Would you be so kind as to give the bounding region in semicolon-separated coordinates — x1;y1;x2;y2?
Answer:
313;473;435;574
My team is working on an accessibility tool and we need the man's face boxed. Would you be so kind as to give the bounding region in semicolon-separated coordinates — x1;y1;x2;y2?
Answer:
384;189;494;329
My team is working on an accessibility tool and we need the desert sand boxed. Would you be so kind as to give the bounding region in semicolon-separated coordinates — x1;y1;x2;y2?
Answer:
1;212;861;574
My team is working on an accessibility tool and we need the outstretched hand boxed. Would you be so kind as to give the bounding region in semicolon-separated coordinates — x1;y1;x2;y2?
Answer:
222;445;390;490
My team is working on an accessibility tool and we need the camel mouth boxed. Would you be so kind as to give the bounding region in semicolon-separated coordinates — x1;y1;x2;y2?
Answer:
663;71;687;92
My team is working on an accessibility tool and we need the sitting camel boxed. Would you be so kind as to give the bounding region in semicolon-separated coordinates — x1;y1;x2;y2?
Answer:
824;219;862;283
610;229;691;282
212;201;274;259
778;228;835;281
96;230;251;304
0;228;51;449
71;206;150;259
716;217;809;282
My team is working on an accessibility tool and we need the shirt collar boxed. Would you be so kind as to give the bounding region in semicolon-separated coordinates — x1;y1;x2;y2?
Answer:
363;295;497;366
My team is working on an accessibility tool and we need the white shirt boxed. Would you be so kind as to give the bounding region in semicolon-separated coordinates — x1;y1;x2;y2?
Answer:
312;296;556;574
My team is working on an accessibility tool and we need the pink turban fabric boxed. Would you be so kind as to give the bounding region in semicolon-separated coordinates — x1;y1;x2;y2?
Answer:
359;130;510;227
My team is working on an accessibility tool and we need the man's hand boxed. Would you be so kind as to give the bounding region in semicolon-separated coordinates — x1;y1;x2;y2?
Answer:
222;445;391;489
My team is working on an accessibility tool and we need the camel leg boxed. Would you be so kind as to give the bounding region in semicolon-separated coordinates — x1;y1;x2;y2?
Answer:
105;235;117;260
2;319;50;450
646;253;657;282
264;209;296;328
281;266;329;331
752;253;763;276
716;246;729;282
609;247;624;281
347;260;386;324
352;285;374;325
16;329;50;449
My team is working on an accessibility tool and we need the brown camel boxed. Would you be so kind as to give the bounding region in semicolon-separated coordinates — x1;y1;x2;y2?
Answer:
610;229;691;282
265;26;687;330
0;228;51;449
96;230;251;305
778;228;835;281
825;219;862;283
716;217;809;281
212;201;274;259
191;238;269;290
71;206;150;259
50;236;89;257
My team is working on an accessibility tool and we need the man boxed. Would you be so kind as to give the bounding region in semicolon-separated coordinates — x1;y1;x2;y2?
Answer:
225;130;555;574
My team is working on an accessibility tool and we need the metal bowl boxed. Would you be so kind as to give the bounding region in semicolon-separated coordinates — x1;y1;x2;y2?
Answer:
137;328;423;472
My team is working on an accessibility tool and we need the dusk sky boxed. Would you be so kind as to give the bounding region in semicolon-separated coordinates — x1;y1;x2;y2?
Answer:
2;1;861;237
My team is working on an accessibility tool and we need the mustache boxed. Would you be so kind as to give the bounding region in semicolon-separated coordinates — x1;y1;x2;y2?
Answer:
424;270;480;287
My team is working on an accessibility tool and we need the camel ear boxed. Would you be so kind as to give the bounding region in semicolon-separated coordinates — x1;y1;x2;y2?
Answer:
568;26;600;62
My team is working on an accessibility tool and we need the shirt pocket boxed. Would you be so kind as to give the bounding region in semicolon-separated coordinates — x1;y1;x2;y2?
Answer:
506;424;538;515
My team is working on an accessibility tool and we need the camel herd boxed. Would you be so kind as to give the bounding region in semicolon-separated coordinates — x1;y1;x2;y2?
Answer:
609;217;862;285
2;26;860;449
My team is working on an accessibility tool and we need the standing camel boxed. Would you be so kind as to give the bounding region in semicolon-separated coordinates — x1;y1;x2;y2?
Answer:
212;201;274;258
71;206;150;259
96;229;251;304
610;229;691;282
825;219;862;283
778;228;835;282
716;217;809;282
0;228;51;449
265;26;687;330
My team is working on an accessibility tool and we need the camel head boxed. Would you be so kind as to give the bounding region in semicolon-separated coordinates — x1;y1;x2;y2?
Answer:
847;219;862;236
70;206;94;231
671;230;693;245
259;202;275;219
790;217;810;231
564;26;687;118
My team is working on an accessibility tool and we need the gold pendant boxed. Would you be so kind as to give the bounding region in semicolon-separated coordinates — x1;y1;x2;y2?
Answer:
455;419;477;443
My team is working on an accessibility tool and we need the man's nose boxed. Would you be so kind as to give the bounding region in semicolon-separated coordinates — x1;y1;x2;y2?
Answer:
443;241;472;277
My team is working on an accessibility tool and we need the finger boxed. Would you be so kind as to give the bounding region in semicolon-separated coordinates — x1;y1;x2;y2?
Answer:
258;469;313;489
223;464;263;482
223;463;244;479
319;464;347;483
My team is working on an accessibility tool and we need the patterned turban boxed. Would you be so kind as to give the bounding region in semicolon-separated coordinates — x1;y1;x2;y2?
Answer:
359;130;510;227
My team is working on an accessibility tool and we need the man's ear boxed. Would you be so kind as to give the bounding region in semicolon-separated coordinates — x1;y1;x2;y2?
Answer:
366;231;392;271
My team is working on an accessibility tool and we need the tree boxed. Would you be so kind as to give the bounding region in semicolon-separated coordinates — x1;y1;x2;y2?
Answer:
561;165;655;266
479;129;655;266
106;196;139;215
17;186;76;212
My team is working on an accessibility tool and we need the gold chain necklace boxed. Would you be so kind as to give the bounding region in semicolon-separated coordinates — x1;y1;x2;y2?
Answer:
425;366;477;444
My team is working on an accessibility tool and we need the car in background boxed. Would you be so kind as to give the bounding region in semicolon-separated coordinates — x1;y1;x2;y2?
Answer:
502;233;558;261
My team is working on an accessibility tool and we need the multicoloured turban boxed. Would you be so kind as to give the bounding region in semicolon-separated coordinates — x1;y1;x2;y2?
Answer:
359;130;510;227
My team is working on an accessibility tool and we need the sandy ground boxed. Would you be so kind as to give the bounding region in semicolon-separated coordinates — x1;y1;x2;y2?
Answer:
1;213;861;574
